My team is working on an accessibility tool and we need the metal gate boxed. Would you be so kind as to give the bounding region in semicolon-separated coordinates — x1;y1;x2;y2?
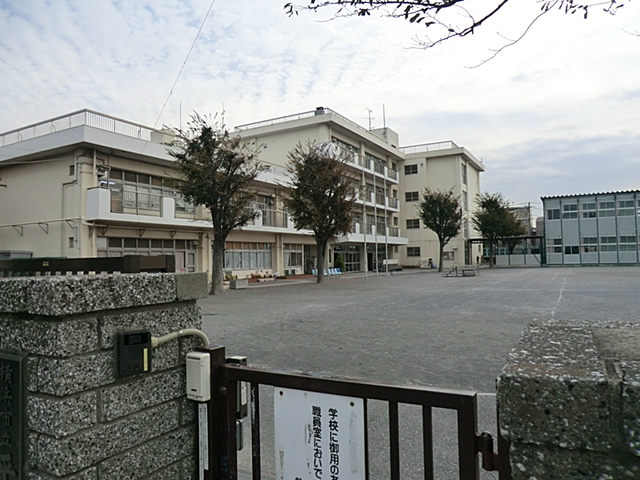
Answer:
196;345;512;480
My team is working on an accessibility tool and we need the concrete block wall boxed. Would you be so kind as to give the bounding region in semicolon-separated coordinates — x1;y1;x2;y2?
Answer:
0;272;208;479
498;319;640;478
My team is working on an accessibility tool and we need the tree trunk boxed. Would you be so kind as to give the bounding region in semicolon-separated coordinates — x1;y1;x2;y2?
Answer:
316;239;327;284
210;234;226;295
438;239;444;273
488;240;495;269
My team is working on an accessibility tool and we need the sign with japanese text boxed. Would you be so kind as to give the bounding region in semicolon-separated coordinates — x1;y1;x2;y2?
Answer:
274;388;365;480
0;352;25;480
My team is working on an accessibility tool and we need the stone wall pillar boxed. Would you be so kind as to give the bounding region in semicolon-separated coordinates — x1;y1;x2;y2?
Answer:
497;319;640;478
0;272;208;479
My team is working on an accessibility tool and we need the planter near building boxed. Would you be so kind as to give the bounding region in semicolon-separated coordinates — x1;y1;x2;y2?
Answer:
230;278;249;289
0;272;208;479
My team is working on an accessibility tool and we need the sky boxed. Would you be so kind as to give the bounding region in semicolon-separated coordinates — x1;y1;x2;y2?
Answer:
1;0;639;217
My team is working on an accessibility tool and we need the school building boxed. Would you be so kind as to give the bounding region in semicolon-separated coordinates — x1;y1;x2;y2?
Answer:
0;108;484;279
543;191;640;265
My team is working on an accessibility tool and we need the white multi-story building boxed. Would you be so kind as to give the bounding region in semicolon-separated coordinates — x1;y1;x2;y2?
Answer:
543;191;640;265
0;107;484;278
400;142;484;267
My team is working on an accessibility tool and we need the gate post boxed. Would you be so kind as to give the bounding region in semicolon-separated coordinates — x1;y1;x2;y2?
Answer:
195;345;226;480
219;363;238;479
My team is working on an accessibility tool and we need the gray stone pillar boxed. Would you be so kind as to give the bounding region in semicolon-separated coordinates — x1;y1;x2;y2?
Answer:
497;319;640;478
0;272;208;479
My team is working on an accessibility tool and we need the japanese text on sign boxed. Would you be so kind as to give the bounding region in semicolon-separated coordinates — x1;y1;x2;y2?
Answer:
274;388;364;480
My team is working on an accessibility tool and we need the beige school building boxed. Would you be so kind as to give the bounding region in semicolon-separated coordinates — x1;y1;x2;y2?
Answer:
0;108;483;280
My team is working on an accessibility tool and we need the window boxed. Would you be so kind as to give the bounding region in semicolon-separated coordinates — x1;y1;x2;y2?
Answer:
393;217;398;226
69;165;75;176
224;242;272;270
462;191;468;211
562;204;578;219
581;237;598;253
547;238;562;254
443;251;455;260
564;246;579;255
619;235;638;251
404;164;418;175
461;163;467;185
581;203;596;218
406;219;420;229
407;247;421;257
464;219;469;238
405;191;419;202
600;236;617;252
284;244;303;268
547;209;560;220
104;168;194;216
598;201;615;217
618;200;635;216
98;237;197;271
68;237;75;248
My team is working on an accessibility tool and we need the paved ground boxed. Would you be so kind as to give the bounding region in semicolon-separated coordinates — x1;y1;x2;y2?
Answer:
198;266;640;479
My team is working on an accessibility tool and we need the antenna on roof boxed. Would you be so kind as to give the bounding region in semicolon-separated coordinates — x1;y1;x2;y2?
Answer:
383;104;386;128
364;108;374;131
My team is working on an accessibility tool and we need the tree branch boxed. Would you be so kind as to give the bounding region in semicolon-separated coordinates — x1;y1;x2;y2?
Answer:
285;0;629;63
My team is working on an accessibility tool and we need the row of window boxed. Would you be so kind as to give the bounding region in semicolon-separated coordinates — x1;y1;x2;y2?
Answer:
96;237;197;271
406;218;470;237
548;236;640;254
405;190;469;211
102;168;195;214
224;242;273;270
547;200;640;220
98;237;197;250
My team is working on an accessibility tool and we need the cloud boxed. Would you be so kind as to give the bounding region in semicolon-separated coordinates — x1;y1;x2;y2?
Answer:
0;0;639;208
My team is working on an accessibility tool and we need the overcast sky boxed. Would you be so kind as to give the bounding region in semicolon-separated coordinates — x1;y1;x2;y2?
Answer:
1;0;639;216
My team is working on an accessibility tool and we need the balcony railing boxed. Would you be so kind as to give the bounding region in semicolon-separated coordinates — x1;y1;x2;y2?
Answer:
111;191;162;217
389;227;400;237
359;156;371;170
387;169;398;180
260;209;289;229
374;162;385;175
375;193;386;205
0;109;168;147
388;198;399;209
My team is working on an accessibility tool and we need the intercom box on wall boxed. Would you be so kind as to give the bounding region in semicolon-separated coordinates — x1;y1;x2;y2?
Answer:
116;329;152;378
186;351;211;402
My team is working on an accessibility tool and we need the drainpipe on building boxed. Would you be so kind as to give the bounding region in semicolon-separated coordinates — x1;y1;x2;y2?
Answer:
361;150;367;276
384;161;389;275
373;159;378;277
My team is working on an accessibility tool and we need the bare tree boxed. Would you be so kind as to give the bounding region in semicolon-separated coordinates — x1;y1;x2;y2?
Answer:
283;142;358;284
285;0;627;63
169;113;266;295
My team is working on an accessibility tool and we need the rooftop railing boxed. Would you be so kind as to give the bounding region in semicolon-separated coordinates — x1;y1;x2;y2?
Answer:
0;109;167;148
234;107;375;140
399;141;459;154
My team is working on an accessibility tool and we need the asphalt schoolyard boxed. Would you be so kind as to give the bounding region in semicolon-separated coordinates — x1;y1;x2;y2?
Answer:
198;266;640;479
